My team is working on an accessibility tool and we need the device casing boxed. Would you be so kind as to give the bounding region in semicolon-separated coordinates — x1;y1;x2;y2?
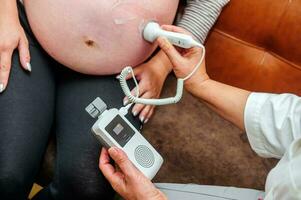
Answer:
91;108;163;180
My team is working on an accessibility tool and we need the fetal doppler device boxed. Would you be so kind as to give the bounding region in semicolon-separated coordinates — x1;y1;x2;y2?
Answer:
119;21;206;106
86;97;163;179
86;21;205;179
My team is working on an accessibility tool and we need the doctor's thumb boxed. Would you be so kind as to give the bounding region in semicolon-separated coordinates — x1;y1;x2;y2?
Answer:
108;147;137;177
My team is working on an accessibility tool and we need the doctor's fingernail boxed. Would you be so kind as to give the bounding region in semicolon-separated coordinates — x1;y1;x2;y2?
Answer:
109;147;118;155
0;83;4;93
26;62;32;72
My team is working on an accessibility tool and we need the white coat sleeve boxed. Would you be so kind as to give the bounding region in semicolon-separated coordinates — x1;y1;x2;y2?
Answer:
244;93;301;158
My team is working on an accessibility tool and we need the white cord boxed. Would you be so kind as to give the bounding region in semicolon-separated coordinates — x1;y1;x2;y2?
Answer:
183;44;205;81
118;69;139;115
119;42;205;106
119;103;133;116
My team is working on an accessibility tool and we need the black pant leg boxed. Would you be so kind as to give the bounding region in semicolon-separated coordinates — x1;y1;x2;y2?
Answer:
36;68;141;200
0;44;56;199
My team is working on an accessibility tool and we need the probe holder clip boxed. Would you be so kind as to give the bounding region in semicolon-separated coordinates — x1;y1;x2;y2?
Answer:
85;97;107;118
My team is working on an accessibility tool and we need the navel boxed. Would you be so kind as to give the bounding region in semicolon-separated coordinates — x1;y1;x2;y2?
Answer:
85;40;95;47
83;36;99;49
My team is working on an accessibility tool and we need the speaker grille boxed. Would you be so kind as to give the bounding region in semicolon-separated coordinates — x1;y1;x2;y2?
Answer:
134;145;155;168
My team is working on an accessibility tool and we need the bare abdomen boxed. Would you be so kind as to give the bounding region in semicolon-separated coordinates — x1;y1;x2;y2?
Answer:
24;0;179;74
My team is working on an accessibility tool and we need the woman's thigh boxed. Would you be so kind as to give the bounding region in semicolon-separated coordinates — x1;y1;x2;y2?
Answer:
0;45;56;199
51;68;141;200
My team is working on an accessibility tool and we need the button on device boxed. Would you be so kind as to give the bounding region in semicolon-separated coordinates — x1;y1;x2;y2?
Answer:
85;97;107;118
134;145;155;168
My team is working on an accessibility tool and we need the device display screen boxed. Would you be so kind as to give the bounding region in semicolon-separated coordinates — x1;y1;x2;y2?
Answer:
105;115;135;147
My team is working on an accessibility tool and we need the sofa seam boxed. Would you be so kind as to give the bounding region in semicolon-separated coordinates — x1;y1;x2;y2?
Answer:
210;29;301;71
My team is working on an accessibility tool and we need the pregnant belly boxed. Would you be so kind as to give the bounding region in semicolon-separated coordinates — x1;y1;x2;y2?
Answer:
24;0;179;74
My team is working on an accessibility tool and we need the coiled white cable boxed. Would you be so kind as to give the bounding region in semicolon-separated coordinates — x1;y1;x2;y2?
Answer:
119;44;205;106
118;21;206;106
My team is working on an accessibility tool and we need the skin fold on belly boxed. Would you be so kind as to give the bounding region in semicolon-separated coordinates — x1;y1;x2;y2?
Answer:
24;0;179;75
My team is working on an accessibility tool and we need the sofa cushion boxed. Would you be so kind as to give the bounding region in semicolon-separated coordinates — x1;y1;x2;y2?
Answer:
207;0;301;94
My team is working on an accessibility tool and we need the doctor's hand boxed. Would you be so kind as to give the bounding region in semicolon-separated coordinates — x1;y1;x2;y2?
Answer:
99;147;167;200
121;50;172;124
157;25;209;93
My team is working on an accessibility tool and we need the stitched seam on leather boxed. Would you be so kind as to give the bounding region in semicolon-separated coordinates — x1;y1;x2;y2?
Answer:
211;29;301;71
269;52;301;71
212;29;266;50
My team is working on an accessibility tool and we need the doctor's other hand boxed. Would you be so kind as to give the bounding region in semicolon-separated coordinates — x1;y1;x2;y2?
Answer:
157;25;209;93
99;147;167;200
121;51;171;124
0;6;31;93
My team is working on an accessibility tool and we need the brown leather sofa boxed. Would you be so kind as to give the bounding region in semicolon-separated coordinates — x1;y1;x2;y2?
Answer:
37;0;301;191
144;0;301;190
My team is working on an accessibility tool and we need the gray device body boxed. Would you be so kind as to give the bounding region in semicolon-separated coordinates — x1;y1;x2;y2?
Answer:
86;98;163;179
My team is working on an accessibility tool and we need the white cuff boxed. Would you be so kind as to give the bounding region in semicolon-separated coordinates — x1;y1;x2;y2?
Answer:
244;93;278;158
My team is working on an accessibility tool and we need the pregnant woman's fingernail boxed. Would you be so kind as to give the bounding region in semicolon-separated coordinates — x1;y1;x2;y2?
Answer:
0;83;4;93
132;110;138;116
123;99;129;106
144;118;149;124
140;116;145;123
26;62;32;72
116;75;120;80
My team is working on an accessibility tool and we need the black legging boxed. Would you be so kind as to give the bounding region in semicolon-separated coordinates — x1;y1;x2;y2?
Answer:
0;3;141;200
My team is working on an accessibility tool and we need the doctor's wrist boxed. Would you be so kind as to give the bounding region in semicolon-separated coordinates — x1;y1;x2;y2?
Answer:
139;189;167;200
185;74;210;96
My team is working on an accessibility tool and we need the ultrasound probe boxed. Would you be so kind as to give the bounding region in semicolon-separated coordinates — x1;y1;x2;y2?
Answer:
119;21;206;106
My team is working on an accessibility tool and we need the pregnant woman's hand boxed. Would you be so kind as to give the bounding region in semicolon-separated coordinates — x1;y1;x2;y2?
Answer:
123;51;172;123
0;2;31;93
